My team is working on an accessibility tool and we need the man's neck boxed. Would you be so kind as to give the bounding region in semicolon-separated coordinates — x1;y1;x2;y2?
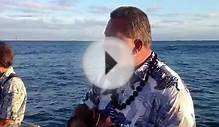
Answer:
0;68;9;78
136;48;152;67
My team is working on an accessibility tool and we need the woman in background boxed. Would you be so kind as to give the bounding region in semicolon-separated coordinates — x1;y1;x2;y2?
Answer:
0;42;27;127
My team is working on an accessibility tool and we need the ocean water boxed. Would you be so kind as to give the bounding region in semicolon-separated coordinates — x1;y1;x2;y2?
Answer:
8;41;219;127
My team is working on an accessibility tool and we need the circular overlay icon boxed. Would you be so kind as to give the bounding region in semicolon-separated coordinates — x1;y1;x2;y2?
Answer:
83;37;135;89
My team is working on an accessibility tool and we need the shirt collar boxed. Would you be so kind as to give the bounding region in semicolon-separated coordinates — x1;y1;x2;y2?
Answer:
134;52;156;81
0;66;15;80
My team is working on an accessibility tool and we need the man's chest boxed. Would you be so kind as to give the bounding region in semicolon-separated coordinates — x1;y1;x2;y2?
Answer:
97;81;160;125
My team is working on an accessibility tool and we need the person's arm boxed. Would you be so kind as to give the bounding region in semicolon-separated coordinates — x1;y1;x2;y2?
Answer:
0;119;15;127
68;104;112;127
68;86;112;127
0;77;26;127
68;85;99;127
156;83;196;127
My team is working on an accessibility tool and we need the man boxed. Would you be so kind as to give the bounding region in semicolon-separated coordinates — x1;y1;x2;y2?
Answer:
0;42;27;127
69;6;195;127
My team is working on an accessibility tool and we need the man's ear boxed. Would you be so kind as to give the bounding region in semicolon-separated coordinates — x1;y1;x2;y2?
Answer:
133;39;143;54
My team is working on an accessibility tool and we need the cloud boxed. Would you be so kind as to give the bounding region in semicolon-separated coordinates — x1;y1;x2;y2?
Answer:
148;10;219;40
1;10;219;41
145;7;162;14
156;12;219;20
0;16;107;40
87;6;162;15
0;0;78;12
49;0;80;7
0;1;218;40
0;0;82;24
5;13;42;18
208;24;219;28
159;19;185;25
152;26;219;41
151;11;219;27
88;6;112;14
0;0;46;10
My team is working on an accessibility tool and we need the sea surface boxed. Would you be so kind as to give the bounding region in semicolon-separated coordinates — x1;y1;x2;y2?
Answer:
7;41;219;127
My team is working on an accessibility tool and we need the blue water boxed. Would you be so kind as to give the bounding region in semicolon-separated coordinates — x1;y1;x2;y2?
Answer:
8;41;219;127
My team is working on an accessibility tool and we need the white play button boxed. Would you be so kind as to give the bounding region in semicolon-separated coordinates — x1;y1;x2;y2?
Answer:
83;37;135;89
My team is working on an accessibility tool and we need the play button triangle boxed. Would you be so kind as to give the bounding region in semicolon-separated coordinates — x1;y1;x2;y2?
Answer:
105;51;117;75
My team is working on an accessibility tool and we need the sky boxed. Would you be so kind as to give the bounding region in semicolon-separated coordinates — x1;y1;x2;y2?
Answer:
0;0;219;41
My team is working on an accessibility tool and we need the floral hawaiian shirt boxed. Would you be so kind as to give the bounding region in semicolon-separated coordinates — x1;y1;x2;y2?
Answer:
83;52;196;127
0;67;27;125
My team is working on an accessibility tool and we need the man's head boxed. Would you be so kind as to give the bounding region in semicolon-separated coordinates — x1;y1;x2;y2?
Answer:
105;6;152;66
0;42;14;74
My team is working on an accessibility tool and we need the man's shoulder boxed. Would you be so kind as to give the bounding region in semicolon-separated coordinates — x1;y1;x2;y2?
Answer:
147;60;193;103
9;75;23;84
6;75;26;94
150;61;184;91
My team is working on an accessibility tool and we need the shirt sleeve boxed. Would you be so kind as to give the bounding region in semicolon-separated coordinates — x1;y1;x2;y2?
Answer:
0;77;26;122
156;85;196;127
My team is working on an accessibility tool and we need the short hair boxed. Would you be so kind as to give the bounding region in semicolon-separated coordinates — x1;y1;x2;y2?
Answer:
0;42;14;68
110;6;152;47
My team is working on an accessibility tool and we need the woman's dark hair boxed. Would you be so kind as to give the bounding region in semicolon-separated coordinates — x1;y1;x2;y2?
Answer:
0;41;14;68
